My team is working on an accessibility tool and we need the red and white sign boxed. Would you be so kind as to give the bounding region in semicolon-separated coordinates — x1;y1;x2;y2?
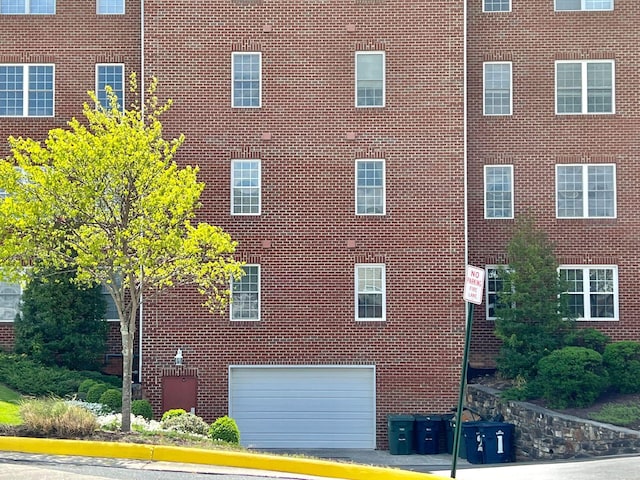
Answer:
463;265;485;305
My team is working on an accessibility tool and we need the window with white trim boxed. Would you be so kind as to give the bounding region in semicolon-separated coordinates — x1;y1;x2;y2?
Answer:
483;0;511;13
97;0;123;14
355;264;385;321
484;165;513;219
356;159;385;215
1;0;54;13
0;64;54;117
232;52;261;108
96;64;124;111
231;159;261;215
556;60;614;114
556;164;615;218
484;62;512;115
560;266;618;320
486;266;512;320
0;280;21;322
555;0;613;11
355;52;385;108
100;284;119;321
231;265;260;321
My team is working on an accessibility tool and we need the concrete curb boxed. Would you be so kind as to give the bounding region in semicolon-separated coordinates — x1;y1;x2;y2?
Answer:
0;436;450;480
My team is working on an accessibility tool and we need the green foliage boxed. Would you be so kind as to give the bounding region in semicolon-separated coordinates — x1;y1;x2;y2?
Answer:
603;341;640;394
14;267;108;371
494;217;574;380
209;415;240;444
588;403;640;427
162;412;209;436
98;388;123;413
20;397;98;437
86;384;109;403
132;399;154;420
161;408;187;422
537;347;609;409
0;400;21;425
78;379;98;394
564;328;611;354
0;383;21;403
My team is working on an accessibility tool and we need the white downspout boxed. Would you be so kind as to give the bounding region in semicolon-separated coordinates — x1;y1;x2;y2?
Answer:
463;0;469;268
138;0;145;385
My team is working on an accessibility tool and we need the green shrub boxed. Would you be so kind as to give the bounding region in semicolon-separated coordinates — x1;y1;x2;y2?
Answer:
20;397;98;437
209;416;240;444
603;341;640;394
564;328;611;354
86;384;109;403
161;408;187;422
78;379;97;394
98;388;122;413
537;347;609;409
132;400;153;420
162;413;209;435
588;403;640;427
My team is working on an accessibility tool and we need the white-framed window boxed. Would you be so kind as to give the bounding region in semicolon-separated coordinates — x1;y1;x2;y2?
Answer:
100;284;119;321
0;280;21;322
1;0;54;13
356;159;385;215
97;0;123;14
560;266;618;320
0;64;54;117
555;0;613;11
355;51;385;108
556;60;614;114
485;266;505;320
231;264;260;321
556;164;616;218
96;64;124;111
483;0;511;12
484;62;512;115
231;159;261;215
484;165;513;219
232;52;262;108
355;264;386;321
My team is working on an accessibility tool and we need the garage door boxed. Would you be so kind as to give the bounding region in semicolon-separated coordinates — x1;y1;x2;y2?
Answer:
229;366;376;449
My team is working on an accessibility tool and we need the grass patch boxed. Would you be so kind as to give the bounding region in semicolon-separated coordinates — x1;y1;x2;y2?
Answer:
0;384;21;404
588;403;640;427
0;384;22;425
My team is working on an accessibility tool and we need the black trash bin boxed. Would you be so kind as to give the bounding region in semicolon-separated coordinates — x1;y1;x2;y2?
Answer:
479;422;515;464
462;421;486;465
414;415;442;454
446;416;467;459
387;414;415;455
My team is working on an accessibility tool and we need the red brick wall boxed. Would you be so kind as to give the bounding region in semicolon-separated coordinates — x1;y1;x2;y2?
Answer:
467;2;640;366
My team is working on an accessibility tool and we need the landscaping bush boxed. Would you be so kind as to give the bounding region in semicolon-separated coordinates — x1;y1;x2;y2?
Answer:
161;413;209;435
209;415;240;444
98;388;122;413
132;400;153;420
86;384;109;403
603;341;640;394
564;328;611;354
20;397;98;437
78;379;98;394
161;408;187;422
537;347;609;409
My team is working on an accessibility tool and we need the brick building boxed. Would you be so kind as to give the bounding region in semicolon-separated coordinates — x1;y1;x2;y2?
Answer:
0;0;637;450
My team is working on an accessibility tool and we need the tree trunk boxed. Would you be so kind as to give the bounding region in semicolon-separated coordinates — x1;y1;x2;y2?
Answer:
120;300;137;432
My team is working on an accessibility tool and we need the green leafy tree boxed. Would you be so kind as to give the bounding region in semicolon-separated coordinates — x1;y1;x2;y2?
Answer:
15;266;108;371
494;216;574;380
0;75;244;431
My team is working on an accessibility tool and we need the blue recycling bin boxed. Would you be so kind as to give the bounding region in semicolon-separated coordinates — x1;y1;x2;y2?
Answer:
414;415;443;454
462;421;516;464
462;422;485;465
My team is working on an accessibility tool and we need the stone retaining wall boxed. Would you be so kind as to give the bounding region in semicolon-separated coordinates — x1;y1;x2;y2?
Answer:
467;384;640;460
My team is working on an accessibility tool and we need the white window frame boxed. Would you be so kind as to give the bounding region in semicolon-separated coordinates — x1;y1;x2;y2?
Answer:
485;266;513;320
95;63;125;111
0;64;55;117
483;0;511;13
231;52;262;108
355;159;386;215
355;51;386;108
231;159;261;216
560;265;618;321
484;165;514;219
97;0;124;14
555;0;613;11
231;264;260;321
100;284;119;322
0;0;55;14
555;164;616;218
483;62;512;116
555;60;615;115
0;279;21;323
355;264;386;322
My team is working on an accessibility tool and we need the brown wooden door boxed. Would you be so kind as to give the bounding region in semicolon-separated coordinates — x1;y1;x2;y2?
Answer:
162;375;198;414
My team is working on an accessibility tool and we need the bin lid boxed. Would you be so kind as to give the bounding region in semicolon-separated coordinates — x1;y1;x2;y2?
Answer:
414;414;443;422
387;414;415;422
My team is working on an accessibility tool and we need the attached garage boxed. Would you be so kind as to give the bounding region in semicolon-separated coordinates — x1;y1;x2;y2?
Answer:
229;365;376;449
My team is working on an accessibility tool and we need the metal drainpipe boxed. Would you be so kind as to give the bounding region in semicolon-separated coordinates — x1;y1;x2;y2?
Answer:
138;0;145;385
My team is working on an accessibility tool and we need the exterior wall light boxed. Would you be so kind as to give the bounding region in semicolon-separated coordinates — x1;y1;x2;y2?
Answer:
174;348;183;366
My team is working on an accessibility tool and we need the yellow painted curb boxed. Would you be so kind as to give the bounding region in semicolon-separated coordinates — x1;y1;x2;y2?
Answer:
0;436;450;480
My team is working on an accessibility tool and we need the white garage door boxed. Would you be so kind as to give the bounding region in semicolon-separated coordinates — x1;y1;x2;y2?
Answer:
229;366;376;449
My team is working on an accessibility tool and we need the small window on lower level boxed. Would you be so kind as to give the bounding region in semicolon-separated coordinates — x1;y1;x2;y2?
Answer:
231;265;260;321
560;266;618;320
0;280;21;322
97;0;123;14
355;264;386;321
